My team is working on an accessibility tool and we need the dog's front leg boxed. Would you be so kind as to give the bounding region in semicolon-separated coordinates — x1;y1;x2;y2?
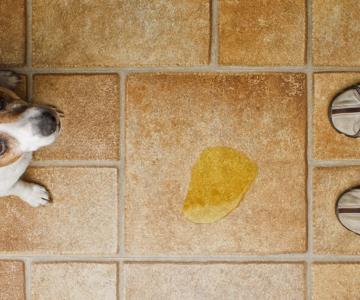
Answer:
7;180;50;207
0;71;21;90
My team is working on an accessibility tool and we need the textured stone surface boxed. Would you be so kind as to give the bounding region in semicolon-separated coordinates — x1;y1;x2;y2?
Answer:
312;0;360;66
33;74;120;160
0;261;24;300
125;263;305;299
32;0;210;67
0;168;118;254
313;167;360;254
32;263;117;300
0;0;25;65
219;0;306;66
313;73;360;160
126;73;307;255
312;264;360;299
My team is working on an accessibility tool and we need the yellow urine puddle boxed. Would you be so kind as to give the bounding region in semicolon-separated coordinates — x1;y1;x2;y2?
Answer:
182;147;257;224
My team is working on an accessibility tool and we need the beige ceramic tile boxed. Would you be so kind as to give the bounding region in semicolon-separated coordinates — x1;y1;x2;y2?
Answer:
0;261;24;300
219;0;306;66
125;263;306;300
0;0;25;65
313;167;360;254
32;0;210;67
33;74;120;160
0;167;118;254
312;263;360;299
32;263;117;300
312;0;360;66
313;73;360;160
126;73;307;255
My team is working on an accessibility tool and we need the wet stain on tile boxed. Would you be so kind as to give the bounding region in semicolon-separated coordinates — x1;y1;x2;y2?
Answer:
183;147;257;223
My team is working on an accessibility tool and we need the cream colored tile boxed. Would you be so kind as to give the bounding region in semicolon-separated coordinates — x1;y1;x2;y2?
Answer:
126;73;307;255
33;74;120;161
219;0;306;66
32;0;210;67
313;263;360;300
313;167;360;254
0;0;25;65
312;0;360;66
313;73;360;160
32;263;117;300
125;263;306;300
0;261;24;300
0;168;118;254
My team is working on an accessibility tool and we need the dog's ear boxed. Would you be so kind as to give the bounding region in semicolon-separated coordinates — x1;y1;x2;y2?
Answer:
0;133;22;167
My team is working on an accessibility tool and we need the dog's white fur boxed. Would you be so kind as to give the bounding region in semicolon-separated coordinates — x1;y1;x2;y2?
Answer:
0;71;61;207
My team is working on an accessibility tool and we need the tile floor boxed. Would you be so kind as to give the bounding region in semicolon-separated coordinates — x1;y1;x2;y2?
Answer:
0;0;359;299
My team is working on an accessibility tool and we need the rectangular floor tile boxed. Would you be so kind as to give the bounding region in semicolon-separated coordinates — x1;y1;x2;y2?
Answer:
313;0;360;66
313;167;360;254
312;263;360;299
0;168;118;254
0;0;25;65
32;263;117;300
126;73;307;255
313;73;360;160
33;74;120;160
0;261;24;300
219;0;306;66
125;263;305;300
32;0;210;67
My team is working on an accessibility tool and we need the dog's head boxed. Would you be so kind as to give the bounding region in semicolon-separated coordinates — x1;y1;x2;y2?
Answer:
0;87;61;167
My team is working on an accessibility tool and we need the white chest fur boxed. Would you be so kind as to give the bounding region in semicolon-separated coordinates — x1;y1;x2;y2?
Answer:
0;152;32;195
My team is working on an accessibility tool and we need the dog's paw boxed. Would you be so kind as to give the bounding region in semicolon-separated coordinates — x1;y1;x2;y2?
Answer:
0;71;21;90
22;183;50;208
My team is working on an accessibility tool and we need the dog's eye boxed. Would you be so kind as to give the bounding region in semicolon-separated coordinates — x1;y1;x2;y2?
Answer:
0;140;7;156
0;98;6;111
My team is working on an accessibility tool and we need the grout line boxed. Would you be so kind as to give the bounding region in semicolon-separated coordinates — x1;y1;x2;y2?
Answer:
0;254;359;263
119;73;126;258
312;160;360;167
306;0;313;297
24;258;32;300
119;73;126;299
210;0;218;65
3;66;360;75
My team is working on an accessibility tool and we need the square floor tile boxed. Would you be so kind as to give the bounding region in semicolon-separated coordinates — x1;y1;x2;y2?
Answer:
125;263;305;300
313;73;360;160
219;0;306;66
0;0;25;65
0;261;24;300
0;167;118;254
32;0;210;67
33;74;120;161
126;73;307;255
312;0;360;66
313;167;360;255
32;263;117;300
312;263;360;299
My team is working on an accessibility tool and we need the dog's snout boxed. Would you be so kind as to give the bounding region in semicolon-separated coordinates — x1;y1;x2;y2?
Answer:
38;110;58;136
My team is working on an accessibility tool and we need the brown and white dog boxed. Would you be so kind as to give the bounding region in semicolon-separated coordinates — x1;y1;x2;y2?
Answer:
0;71;62;207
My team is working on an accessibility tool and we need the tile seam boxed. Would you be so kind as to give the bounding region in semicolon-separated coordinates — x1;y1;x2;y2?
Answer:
306;0;314;297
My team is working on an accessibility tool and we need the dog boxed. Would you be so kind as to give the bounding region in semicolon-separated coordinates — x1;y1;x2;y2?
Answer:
0;71;62;207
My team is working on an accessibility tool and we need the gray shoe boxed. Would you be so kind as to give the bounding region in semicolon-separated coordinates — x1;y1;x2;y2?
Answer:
336;186;360;235
329;84;360;137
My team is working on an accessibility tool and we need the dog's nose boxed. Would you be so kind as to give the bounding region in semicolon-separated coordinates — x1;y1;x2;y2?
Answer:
38;110;58;136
